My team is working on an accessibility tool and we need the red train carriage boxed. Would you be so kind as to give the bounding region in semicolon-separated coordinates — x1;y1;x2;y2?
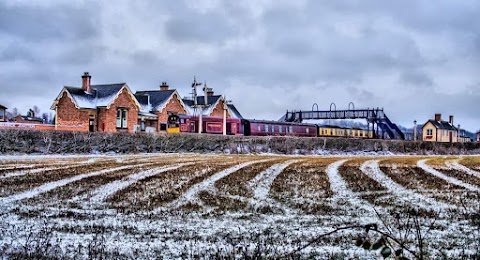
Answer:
241;119;317;137
178;115;241;135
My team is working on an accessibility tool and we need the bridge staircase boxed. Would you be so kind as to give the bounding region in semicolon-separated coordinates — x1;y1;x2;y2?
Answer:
280;107;405;140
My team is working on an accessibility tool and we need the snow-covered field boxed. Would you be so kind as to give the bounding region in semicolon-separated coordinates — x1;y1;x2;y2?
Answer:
0;154;479;259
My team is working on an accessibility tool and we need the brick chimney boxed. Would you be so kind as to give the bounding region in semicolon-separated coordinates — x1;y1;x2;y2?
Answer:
207;88;214;96
449;115;454;125
434;113;441;122
82;72;92;93
160;82;169;91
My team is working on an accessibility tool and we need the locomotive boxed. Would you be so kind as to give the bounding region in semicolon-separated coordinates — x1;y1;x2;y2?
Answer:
167;114;373;138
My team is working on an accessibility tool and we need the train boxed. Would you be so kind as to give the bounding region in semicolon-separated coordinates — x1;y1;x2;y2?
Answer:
167;114;373;138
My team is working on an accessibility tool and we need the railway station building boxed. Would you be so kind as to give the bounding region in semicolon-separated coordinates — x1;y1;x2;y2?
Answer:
51;72;242;133
422;114;459;143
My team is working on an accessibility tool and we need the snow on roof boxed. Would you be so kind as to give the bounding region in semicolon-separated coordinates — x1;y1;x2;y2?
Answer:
52;84;141;110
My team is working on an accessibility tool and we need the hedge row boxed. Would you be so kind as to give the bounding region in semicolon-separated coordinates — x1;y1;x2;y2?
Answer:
0;129;479;155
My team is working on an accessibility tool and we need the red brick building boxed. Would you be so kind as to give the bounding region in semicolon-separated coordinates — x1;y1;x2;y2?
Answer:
135;82;190;132
182;87;243;119
52;73;242;133
10;108;45;124
51;72;141;133
0;105;6;122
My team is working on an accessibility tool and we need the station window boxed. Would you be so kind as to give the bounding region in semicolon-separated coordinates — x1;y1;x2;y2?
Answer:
427;129;433;136
116;108;128;129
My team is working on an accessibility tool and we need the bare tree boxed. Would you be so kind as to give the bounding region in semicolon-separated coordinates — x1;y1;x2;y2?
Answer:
33;105;40;116
11;107;19;117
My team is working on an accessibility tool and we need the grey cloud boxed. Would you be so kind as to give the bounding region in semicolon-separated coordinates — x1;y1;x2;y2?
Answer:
1;0;479;131
399;70;434;87
0;2;100;42
165;12;238;44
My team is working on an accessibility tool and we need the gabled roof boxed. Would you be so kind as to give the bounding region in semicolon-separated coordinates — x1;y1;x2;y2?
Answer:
423;120;458;131
227;104;243;119
0;104;7;109
52;83;141;110
182;95;222;107
13;115;44;123
135;89;188;114
183;95;223;116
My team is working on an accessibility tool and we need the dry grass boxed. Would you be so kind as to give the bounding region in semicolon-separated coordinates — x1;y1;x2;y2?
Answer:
378;163;462;191
381;156;432;166
338;163;386;193
459;156;480;170
270;159;335;214
107;157;258;210
0;160;125;197
214;159;287;198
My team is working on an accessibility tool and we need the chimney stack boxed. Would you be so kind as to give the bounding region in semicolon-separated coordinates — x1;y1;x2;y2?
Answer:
160;82;169;91
82;72;92;93
207;89;214;96
434;113;441;122
449;115;454;125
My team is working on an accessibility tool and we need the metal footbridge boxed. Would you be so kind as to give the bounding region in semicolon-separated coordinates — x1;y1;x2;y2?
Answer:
280;103;405;140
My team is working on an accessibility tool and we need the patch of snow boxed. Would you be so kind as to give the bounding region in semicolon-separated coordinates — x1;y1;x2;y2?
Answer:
0;164;148;205
360;160;452;210
250;160;298;201
417;159;480;192
326;159;384;220
446;160;480;179
167;159;271;208
86;163;193;205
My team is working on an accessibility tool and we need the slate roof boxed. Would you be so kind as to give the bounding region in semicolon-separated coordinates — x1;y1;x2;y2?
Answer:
424;120;458;131
227;104;243;119
52;83;131;110
182;95;222;107
135;90;175;112
13;115;44;123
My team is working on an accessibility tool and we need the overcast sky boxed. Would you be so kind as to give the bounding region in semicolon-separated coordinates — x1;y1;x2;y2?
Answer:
1;0;479;131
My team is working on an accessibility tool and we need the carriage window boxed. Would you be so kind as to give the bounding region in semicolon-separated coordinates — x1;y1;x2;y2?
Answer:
265;125;269;132
289;126;293;133
279;126;282;133
258;125;261;131
272;126;275;133
306;128;309;133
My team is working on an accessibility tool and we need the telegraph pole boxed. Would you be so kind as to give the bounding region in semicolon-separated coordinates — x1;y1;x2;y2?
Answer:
191;77;209;134
222;95;231;135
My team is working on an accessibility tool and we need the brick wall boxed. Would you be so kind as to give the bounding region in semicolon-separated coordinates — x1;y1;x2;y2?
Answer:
56;92;91;131
209;100;231;118
101;88;139;133
157;93;186;131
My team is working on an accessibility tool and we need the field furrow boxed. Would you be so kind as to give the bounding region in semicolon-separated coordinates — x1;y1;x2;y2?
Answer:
0;154;478;259
418;159;480;192
270;158;335;214
168;159;271;209
447;160;480;179
360;160;452;210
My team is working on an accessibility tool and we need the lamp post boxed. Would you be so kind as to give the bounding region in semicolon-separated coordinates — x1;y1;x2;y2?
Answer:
413;120;417;141
54;100;59;130
458;124;461;143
